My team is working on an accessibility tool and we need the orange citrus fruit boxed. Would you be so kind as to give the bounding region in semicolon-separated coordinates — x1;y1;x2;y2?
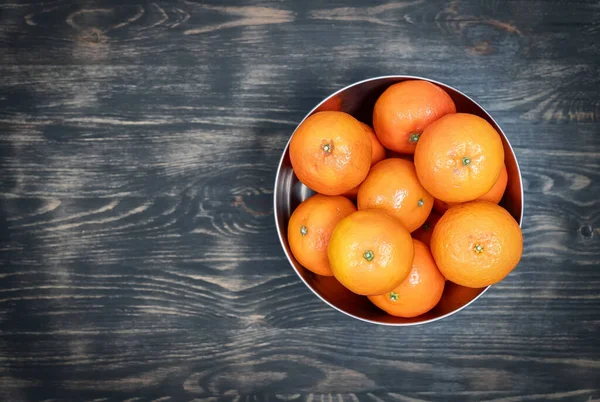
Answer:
432;164;509;214
369;239;445;318
290;111;372;195
411;211;442;246
373;80;456;154
344;122;387;198
357;158;433;232
328;209;414;295
414;113;504;203
430;201;523;288
287;194;356;276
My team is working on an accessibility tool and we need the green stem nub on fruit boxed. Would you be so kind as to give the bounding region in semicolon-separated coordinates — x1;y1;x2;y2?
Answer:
474;243;484;253
322;143;332;153
417;198;424;207
462;156;471;166
300;225;308;236
389;291;399;301
409;133;421;143
363;250;374;262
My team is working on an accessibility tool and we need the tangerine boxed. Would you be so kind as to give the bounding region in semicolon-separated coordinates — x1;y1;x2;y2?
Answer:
432;164;509;214
290;111;372;195
430;201;523;288
328;210;414;295
373;80;456;154
287;194;356;276
368;239;445;318
357;158;433;232
414;113;504;203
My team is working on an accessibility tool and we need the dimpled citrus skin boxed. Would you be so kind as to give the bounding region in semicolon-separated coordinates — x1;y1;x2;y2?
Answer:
368;239;446;318
357;158;434;232
290;111;372;195
328;210;414;296
287;194;357;276
373;80;456;154
430;201;523;288
433;164;509;213
414;113;504;203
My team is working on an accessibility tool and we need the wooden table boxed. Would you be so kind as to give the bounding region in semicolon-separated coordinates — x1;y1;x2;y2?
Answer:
1;1;599;401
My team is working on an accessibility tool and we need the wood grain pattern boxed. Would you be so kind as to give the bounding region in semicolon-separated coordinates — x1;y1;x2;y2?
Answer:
0;0;599;401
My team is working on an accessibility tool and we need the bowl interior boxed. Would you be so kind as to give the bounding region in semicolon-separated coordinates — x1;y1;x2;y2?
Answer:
274;76;523;325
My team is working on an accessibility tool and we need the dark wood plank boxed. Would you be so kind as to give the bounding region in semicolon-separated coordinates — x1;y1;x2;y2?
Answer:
0;0;599;401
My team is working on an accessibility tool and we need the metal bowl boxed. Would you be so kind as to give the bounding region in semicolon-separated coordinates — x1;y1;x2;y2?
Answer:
274;76;523;326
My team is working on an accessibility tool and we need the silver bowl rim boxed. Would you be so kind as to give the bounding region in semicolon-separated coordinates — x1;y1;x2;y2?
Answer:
273;75;524;326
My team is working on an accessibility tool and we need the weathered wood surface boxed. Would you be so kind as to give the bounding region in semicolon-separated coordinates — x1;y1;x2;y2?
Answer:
0;0;599;401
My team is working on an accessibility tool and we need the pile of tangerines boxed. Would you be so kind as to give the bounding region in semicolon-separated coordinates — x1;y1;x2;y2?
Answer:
287;80;523;318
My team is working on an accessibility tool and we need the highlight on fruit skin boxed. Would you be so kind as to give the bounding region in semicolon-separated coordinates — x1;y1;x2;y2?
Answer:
287;194;356;276
430;201;523;288
368;239;446;318
289;111;372;196
327;209;414;296
357;158;434;232
373;80;456;154
414;113;505;203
